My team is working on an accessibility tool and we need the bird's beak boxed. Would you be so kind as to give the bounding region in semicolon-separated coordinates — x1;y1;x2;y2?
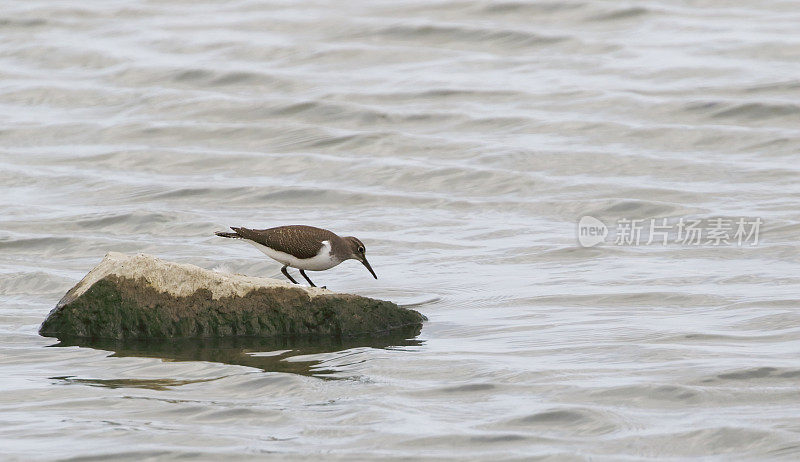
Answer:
361;257;377;279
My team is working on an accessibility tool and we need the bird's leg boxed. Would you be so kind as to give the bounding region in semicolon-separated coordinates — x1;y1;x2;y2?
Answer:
299;269;317;287
281;265;298;284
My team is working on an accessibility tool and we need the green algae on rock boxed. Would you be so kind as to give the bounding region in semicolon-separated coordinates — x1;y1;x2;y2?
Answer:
39;252;425;340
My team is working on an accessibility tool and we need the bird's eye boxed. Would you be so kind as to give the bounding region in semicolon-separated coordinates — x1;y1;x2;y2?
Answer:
358;246;365;253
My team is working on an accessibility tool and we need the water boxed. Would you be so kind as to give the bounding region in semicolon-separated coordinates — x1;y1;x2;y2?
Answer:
2;0;800;459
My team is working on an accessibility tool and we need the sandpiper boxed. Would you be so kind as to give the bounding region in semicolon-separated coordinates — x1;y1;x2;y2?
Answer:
214;225;377;287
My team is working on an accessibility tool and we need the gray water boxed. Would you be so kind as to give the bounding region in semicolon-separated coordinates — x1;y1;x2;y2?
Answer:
2;0;800;460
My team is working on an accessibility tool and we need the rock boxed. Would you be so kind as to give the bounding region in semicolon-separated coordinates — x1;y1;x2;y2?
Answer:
39;252;425;340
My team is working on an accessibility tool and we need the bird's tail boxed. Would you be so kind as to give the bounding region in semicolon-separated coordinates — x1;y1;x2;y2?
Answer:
215;231;241;239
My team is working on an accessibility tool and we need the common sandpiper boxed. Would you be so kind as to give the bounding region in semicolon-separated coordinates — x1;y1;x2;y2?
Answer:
214;225;377;287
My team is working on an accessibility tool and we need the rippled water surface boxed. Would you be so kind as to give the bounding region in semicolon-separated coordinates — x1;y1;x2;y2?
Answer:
3;0;800;460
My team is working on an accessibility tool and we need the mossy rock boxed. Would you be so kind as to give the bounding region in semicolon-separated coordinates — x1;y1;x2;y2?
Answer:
40;253;425;340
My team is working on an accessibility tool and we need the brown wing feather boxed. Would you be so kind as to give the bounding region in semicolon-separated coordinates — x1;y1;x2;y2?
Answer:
231;225;336;260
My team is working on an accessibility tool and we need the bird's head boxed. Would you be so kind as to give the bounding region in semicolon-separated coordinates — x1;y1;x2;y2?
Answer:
344;236;377;279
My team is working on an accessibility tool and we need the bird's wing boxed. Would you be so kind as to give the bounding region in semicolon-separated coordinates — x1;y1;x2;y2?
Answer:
231;226;332;260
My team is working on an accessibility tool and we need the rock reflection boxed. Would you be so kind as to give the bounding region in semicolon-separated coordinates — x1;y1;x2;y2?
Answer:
49;325;423;382
50;376;222;390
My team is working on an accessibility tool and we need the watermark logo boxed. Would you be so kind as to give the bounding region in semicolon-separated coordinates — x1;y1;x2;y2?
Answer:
577;215;608;247
576;216;762;247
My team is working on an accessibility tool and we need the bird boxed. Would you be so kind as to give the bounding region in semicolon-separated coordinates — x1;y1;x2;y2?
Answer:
214;224;377;287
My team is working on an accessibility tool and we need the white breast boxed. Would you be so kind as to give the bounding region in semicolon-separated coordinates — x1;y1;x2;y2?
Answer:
248;239;341;271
